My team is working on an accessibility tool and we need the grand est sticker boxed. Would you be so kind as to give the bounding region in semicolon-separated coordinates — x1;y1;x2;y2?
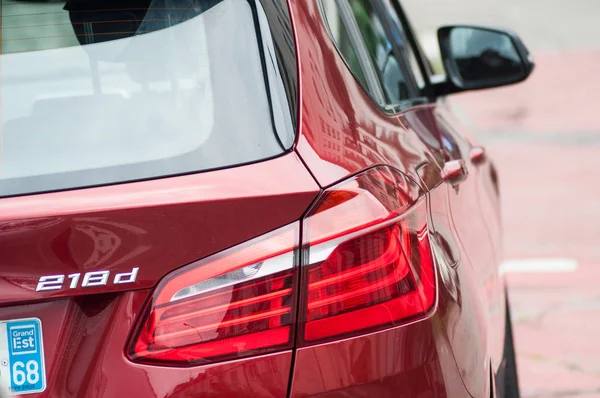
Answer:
0;318;46;395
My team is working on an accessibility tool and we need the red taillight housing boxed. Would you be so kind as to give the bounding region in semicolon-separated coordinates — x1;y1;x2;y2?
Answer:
128;224;299;366
299;167;436;344
127;166;436;366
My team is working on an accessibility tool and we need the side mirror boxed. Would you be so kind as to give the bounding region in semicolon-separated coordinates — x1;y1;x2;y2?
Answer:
436;25;534;94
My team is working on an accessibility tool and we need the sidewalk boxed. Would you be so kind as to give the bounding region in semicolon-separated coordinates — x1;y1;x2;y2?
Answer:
451;52;600;397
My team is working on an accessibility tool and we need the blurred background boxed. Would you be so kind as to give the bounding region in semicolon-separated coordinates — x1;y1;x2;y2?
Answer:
403;1;600;397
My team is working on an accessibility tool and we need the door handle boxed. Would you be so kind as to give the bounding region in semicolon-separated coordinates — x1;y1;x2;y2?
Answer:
442;159;469;187
469;146;487;165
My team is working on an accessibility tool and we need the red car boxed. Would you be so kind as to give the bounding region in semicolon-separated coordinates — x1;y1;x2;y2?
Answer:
0;0;533;397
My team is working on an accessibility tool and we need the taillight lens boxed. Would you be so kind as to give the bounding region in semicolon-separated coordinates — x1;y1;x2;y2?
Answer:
299;167;436;344
127;167;436;365
128;224;299;366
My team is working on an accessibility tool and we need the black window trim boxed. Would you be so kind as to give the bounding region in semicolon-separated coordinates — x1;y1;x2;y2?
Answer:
319;0;387;105
369;0;420;99
334;0;388;105
389;0;437;101
259;0;299;130
320;0;431;115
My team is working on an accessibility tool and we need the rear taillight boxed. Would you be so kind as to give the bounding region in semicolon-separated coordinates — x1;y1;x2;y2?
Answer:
128;167;436;366
128;224;299;366
299;167;435;343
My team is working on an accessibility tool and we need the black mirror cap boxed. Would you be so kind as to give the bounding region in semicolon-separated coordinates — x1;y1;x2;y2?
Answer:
436;25;535;96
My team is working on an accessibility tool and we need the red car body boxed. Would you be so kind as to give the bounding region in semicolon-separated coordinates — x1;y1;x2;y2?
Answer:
0;0;527;397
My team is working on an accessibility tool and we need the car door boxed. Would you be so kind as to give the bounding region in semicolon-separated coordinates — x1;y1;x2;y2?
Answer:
436;100;507;372
380;1;504;396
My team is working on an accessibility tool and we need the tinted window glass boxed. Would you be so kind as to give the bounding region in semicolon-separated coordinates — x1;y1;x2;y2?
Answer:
320;1;369;89
1;0;294;197
347;0;408;104
380;0;425;89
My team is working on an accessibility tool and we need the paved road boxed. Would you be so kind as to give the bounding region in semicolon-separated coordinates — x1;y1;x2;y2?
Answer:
453;58;600;396
403;1;600;397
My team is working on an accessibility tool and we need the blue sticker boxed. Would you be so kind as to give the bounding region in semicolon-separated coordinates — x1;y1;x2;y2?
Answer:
6;319;46;395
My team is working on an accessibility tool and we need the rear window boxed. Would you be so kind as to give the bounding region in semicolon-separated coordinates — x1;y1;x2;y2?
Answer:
0;0;294;197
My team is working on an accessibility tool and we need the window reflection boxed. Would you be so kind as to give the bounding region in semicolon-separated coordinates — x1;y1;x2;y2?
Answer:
1;0;220;53
0;0;288;197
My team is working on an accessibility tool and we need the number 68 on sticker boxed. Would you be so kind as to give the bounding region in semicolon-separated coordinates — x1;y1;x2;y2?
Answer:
0;318;47;395
12;360;40;386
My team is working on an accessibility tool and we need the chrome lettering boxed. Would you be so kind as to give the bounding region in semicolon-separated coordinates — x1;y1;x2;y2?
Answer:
36;267;139;292
35;275;65;292
82;271;110;287
114;267;139;285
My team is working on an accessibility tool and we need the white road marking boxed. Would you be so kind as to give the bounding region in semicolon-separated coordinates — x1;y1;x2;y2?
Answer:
499;258;579;275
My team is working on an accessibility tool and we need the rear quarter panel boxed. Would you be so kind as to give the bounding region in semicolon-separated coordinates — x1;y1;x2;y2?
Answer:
289;0;503;396
290;0;440;190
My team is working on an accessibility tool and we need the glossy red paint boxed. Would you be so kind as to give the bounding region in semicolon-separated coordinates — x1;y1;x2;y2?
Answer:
289;0;507;396
290;318;471;397
0;153;317;397
0;153;319;304
291;0;438;190
0;0;523;396
4;291;293;397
